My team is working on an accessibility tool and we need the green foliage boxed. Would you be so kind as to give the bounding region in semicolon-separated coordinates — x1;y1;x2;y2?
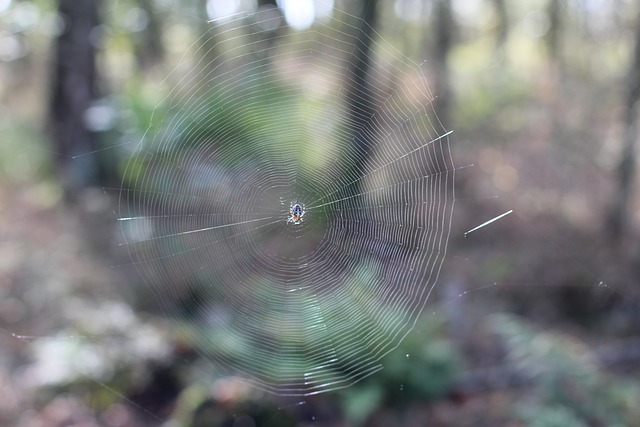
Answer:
119;73;331;195
454;64;530;139
0;121;54;183
340;317;460;425
492;313;640;427
518;404;586;427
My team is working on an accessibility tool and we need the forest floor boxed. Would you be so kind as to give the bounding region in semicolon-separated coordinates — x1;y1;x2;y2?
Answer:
2;172;640;427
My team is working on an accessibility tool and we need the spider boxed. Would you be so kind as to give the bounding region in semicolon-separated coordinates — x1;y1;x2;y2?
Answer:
288;203;304;224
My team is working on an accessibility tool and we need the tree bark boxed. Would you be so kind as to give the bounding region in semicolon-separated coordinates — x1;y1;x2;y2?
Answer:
545;0;562;62
491;0;509;54
432;0;454;128
342;0;378;195
48;0;101;196
608;18;640;241
254;0;285;62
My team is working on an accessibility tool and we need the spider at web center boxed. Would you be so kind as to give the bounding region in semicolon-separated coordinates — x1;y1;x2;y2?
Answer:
287;203;305;225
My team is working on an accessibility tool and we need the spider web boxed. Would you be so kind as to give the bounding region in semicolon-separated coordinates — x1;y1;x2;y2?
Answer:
118;2;455;397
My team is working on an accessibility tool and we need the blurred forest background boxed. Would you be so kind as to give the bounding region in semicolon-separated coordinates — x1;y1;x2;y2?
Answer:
2;0;640;426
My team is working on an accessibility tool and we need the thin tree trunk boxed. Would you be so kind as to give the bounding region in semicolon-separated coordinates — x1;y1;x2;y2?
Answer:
433;0;453;128
342;0;378;195
254;0;284;62
545;0;562;62
492;0;509;55
608;19;640;241
48;0;101;196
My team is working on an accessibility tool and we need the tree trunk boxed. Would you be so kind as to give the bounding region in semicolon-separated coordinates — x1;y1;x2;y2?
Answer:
433;0;454;128
48;0;101;197
608;18;640;241
342;0;378;195
491;0;509;55
254;0;284;62
545;0;562;62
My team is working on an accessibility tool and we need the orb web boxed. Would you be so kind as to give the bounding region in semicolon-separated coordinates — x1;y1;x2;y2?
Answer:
118;6;455;396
